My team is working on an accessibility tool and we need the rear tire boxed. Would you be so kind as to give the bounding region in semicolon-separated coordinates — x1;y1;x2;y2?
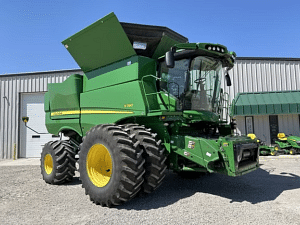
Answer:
41;140;76;184
270;150;278;156
79;124;145;207
290;149;296;155
124;124;167;194
273;144;281;155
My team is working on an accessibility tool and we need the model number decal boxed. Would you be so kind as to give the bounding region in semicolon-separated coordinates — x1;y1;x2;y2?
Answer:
124;104;133;108
188;141;195;149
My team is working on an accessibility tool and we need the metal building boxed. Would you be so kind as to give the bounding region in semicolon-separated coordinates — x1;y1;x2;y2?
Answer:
0;69;83;159
228;57;300;145
0;57;300;159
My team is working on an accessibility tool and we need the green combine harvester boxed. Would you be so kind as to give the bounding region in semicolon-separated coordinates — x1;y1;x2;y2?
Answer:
41;12;259;206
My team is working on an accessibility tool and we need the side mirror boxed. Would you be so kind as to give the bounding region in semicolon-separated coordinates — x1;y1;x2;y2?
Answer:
165;50;175;68
225;74;232;86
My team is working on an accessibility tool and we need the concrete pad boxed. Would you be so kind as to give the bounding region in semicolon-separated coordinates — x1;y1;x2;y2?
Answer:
0;158;40;166
0;155;299;166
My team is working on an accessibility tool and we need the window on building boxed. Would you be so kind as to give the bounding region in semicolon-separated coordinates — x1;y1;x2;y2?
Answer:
245;116;254;135
269;115;279;144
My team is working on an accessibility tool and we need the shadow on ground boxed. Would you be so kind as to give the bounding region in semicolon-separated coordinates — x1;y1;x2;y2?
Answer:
59;162;300;210
63;177;82;186
117;167;300;210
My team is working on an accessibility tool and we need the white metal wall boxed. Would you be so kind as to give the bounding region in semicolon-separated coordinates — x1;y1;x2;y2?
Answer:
219;58;300;145
0;69;83;159
221;58;300;108
235;114;300;146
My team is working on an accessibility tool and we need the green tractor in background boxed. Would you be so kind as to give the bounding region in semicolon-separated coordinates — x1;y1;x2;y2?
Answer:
40;12;259;207
274;133;300;155
247;134;278;156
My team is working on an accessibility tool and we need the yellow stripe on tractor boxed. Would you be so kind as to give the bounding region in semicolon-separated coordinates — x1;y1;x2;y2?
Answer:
51;110;134;116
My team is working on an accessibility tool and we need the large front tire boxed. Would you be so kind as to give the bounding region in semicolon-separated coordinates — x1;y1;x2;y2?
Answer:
79;124;145;207
41;140;76;184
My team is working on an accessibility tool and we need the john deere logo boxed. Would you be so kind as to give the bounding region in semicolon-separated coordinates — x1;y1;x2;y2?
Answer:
223;143;229;147
188;141;195;149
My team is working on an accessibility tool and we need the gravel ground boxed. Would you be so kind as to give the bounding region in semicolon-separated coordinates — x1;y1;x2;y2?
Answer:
1;156;300;225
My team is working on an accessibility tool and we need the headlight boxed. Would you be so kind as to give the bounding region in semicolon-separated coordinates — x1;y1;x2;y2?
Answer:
206;45;226;53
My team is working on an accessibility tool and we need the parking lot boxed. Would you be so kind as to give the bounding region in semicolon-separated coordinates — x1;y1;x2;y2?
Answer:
1;156;300;225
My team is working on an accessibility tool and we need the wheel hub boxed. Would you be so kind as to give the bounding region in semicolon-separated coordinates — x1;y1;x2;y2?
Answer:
86;144;113;187
44;154;53;175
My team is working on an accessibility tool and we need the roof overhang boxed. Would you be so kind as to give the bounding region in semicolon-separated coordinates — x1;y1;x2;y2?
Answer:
231;91;300;116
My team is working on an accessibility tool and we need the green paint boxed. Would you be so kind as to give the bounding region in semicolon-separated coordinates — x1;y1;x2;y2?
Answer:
183;110;219;123
274;135;300;154
152;35;182;59
62;12;136;73
231;91;300;116
45;12;259;179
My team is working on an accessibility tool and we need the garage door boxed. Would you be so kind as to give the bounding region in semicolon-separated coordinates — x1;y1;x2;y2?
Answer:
20;93;63;158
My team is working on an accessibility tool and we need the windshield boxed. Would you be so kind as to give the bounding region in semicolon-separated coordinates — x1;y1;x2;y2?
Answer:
159;56;222;112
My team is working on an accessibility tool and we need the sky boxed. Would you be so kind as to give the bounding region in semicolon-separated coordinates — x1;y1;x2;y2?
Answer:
0;0;299;75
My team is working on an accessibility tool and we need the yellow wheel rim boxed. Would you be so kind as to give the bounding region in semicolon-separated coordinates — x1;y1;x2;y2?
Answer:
290;150;293;155
274;147;278;151
271;151;275;156
44;154;53;175
86;144;113;187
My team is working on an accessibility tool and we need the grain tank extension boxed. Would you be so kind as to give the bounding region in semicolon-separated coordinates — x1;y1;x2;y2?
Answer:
41;12;259;207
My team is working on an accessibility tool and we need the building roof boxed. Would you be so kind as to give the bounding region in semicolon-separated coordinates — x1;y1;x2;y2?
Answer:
236;57;300;61
231;91;300;116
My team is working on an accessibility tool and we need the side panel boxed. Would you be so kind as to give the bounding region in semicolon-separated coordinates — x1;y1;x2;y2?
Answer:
84;56;139;92
80;81;147;134
48;74;83;119
170;135;219;171
45;74;83;135
45;113;82;136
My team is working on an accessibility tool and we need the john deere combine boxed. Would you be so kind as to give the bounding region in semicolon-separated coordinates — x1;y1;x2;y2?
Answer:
41;12;259;206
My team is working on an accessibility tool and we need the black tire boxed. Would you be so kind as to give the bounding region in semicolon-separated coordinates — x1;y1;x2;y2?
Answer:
273;144;282;155
41;140;76;184
290;149;296;155
124;124;167;194
270;150;279;156
274;144;280;152
78;124;145;207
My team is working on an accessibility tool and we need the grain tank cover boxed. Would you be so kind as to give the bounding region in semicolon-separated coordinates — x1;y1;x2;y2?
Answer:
62;12;188;73
120;22;188;59
62;12;136;73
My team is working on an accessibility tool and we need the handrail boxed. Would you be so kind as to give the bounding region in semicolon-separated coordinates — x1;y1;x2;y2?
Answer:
141;75;161;113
